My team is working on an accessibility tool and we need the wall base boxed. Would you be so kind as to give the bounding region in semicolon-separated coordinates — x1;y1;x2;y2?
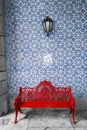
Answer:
0;93;8;116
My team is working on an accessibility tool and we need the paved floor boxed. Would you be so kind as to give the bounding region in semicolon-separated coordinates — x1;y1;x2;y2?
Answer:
0;108;87;130
0;98;87;130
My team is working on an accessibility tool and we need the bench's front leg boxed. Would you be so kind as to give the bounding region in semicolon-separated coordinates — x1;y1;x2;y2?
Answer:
14;109;19;124
71;108;76;125
13;96;21;124
14;108;22;123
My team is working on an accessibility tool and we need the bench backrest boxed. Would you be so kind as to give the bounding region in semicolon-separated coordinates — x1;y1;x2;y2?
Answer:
18;80;72;102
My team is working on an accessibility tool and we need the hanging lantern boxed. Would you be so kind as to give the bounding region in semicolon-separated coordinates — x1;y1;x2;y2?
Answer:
42;16;53;36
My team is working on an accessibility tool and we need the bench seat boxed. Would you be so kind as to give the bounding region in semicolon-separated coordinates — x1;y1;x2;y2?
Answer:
20;101;72;108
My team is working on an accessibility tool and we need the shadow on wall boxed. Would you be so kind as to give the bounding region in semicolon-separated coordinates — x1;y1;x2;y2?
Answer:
75;98;87;121
75;98;87;111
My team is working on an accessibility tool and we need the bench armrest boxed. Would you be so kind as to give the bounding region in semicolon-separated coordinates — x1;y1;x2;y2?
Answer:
13;95;21;106
68;86;75;106
13;87;22;108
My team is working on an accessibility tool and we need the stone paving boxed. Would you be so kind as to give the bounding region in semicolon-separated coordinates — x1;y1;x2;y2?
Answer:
0;108;87;130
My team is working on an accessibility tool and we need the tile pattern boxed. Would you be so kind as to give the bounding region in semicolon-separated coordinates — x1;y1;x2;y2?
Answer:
4;0;87;97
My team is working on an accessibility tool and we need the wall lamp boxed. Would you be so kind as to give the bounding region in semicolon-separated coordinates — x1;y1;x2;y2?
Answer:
42;16;53;36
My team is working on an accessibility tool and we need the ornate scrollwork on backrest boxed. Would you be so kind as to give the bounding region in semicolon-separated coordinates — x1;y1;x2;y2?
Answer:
20;80;72;102
54;87;70;101
35;80;55;101
21;87;36;102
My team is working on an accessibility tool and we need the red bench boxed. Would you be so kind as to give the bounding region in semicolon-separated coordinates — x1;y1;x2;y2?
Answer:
13;80;76;124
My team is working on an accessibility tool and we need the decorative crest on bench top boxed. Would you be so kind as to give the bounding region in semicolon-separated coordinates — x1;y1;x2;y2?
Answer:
35;80;55;93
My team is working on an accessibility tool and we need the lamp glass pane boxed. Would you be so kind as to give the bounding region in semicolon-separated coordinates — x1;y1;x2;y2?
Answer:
43;22;45;31
46;21;49;31
49;22;52;32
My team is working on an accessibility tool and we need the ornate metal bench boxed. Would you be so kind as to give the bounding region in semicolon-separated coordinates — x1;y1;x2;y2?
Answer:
13;80;76;124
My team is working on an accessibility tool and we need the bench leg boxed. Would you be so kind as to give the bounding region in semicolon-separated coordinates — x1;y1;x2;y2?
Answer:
71;108;76;125
14;109;19;124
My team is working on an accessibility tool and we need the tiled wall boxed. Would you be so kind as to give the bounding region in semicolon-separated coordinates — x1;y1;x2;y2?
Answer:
4;0;87;97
